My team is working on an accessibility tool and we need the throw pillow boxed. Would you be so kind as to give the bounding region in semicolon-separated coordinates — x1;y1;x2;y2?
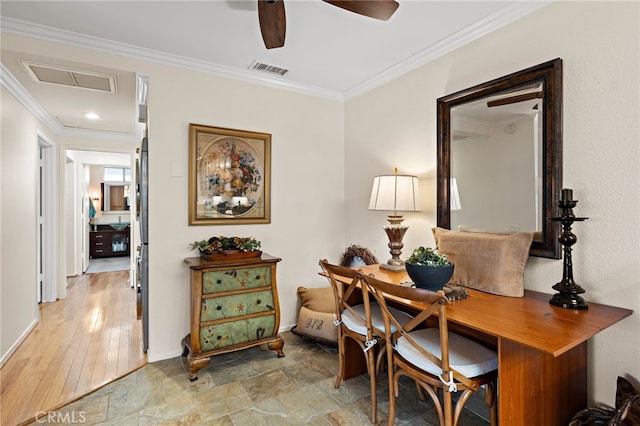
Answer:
432;227;533;297
293;306;338;344
297;286;336;313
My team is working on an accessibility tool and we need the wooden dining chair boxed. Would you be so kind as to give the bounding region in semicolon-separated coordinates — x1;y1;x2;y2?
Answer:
319;259;412;424
361;273;498;426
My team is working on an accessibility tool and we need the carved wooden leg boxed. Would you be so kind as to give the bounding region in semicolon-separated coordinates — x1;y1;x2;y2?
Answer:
187;355;211;381
268;335;285;357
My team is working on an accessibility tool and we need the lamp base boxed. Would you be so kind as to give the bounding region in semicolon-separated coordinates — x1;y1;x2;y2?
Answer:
380;262;406;272
549;292;588;310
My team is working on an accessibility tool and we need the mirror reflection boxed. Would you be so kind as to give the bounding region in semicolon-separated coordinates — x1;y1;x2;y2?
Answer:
101;183;131;212
437;58;563;259
450;83;543;235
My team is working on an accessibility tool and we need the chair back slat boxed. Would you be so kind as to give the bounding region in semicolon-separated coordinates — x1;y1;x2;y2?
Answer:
361;273;477;390
319;259;375;341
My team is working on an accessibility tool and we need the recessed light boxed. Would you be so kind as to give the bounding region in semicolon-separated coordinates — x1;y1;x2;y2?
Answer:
84;112;101;120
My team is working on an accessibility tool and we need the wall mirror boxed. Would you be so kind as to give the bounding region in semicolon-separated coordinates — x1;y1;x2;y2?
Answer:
101;182;131;212
437;58;562;258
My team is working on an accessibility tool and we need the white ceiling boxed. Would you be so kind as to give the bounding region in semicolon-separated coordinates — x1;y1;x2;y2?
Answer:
0;1;548;142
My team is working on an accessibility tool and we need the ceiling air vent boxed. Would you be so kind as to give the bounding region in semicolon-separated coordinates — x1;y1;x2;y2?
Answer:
19;61;117;93
249;61;289;77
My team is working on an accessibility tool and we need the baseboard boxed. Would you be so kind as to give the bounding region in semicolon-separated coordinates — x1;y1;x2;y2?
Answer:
279;323;295;333
0;318;39;367
147;348;184;363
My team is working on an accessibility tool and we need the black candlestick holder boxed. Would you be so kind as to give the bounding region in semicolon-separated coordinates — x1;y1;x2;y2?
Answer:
549;188;589;310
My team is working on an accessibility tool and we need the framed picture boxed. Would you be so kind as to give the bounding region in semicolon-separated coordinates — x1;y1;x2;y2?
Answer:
189;124;271;225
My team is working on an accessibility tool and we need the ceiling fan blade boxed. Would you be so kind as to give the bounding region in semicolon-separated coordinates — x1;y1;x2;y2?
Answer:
487;92;543;107
258;0;286;49
322;0;399;21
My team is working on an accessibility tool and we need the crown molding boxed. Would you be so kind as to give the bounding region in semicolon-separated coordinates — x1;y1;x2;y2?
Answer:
1;17;344;102
343;1;552;100
2;63;141;143
1;62;61;132
2;1;550;106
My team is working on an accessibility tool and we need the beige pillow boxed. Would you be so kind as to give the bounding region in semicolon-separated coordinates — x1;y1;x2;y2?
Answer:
432;227;533;297
294;306;338;344
297;286;336;313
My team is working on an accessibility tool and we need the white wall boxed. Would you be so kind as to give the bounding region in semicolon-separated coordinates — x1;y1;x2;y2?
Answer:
344;1;639;405
0;87;53;361
146;67;346;360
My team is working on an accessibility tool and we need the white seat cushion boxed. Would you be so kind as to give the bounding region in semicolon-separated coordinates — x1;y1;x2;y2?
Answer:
342;303;413;336
395;328;497;379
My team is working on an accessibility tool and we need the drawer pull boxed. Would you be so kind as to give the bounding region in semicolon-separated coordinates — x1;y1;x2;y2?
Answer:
256;299;262;305
216;335;222;340
255;275;261;280
256;327;265;339
216;279;222;284
216;305;222;311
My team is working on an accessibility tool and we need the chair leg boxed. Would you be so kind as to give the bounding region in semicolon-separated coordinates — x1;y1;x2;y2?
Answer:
334;334;346;389
388;372;399;426
415;382;426;400
453;390;473;426
366;347;378;424
443;390;454;426
420;383;444;425
484;382;498;426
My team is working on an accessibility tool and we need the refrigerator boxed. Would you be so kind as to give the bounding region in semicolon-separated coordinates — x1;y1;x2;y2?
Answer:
139;136;149;352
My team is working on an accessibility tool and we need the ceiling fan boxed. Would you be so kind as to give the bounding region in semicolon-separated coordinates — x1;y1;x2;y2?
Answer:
257;0;400;49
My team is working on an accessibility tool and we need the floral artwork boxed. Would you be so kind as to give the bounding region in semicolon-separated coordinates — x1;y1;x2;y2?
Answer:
189;124;271;225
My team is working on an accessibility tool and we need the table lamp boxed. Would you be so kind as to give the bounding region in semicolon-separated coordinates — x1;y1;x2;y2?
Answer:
369;168;421;271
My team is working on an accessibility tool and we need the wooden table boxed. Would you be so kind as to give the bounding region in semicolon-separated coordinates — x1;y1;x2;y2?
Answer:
342;265;633;425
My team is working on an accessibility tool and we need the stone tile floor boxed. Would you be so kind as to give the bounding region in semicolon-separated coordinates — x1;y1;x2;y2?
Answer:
30;332;489;425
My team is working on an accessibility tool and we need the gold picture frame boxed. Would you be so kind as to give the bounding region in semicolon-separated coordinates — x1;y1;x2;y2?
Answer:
188;124;271;225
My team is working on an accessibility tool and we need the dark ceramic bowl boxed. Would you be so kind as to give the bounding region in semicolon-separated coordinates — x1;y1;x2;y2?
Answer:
405;263;455;291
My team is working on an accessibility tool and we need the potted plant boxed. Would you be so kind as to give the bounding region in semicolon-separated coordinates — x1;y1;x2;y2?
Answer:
191;236;261;260
404;246;454;291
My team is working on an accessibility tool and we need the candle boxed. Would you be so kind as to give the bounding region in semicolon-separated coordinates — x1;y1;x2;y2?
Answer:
561;188;573;202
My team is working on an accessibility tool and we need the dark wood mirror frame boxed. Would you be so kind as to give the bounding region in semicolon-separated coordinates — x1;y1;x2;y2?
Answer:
437;58;563;259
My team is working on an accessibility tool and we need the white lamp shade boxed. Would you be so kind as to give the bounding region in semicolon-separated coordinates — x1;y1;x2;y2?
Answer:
369;175;421;212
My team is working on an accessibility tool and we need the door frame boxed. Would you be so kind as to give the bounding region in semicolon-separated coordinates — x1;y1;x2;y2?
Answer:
37;133;58;303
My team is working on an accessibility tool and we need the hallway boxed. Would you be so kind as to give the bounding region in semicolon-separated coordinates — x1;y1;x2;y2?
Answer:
0;270;146;425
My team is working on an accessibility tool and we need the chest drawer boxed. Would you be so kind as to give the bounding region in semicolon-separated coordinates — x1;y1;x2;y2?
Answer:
202;265;271;294
182;253;284;380
199;315;276;351
200;290;274;322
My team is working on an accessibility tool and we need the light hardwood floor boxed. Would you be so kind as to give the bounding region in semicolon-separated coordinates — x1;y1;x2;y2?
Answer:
1;270;147;426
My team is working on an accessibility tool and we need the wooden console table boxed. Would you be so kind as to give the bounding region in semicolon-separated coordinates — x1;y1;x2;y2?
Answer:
182;253;285;380
341;264;632;425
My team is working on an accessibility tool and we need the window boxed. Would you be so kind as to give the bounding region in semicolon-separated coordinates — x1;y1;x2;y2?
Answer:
104;167;130;182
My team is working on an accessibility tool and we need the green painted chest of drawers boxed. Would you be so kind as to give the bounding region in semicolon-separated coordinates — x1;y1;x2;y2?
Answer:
181;253;285;380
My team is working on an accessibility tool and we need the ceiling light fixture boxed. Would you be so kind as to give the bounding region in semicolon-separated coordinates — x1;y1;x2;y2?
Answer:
84;112;101;120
